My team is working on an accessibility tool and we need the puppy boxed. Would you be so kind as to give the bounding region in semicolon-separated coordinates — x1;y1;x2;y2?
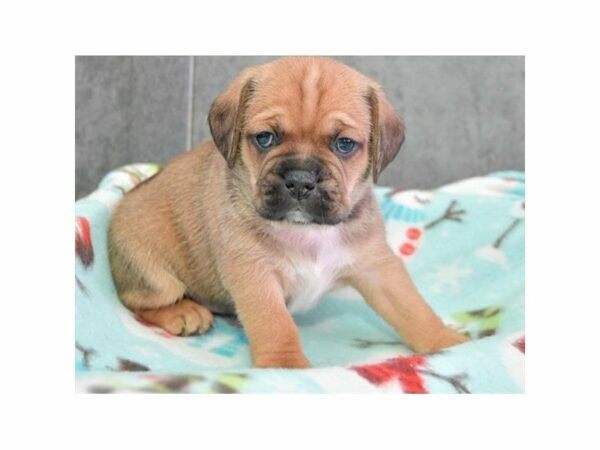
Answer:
108;56;468;368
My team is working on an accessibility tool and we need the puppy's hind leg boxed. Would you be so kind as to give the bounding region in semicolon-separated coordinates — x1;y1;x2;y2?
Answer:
115;262;214;337
135;295;215;337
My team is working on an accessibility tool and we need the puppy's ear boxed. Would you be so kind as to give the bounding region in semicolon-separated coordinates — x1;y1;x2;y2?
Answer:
208;70;257;168
366;86;405;183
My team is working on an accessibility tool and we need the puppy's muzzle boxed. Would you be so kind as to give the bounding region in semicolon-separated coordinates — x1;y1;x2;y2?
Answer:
282;169;317;201
257;156;344;225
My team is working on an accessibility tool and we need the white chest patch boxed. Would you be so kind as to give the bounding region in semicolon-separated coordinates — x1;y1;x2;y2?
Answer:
273;226;352;314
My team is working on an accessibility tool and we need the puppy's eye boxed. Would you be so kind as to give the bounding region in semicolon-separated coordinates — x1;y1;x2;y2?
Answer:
333;137;357;156
255;131;276;151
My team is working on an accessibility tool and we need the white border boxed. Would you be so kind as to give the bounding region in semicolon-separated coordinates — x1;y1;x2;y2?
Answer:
3;0;600;448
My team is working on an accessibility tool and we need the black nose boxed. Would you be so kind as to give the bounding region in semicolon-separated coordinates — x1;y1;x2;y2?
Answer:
283;169;317;200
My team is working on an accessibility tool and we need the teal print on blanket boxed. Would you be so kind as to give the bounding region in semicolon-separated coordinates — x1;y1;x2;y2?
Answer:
210;331;249;358
75;164;525;392
382;202;426;223
185;320;249;358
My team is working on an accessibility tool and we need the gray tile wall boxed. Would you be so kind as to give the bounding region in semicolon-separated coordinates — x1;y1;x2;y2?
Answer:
76;56;524;199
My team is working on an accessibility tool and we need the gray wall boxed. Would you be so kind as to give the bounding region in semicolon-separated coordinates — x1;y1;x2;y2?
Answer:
76;56;524;199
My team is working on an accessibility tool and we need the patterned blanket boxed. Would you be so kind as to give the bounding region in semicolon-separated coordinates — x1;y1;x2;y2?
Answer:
75;164;525;393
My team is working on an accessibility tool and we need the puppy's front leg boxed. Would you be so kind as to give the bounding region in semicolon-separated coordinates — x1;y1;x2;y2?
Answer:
228;275;310;369
350;248;468;353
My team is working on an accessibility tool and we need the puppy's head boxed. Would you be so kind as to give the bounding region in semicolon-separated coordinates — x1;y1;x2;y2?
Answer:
208;57;405;225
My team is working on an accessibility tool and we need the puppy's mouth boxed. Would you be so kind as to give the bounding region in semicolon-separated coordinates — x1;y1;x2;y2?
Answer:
272;207;335;225
283;209;313;225
255;156;347;226
257;203;340;226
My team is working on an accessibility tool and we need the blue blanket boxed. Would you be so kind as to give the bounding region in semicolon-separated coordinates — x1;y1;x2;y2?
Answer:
75;164;525;393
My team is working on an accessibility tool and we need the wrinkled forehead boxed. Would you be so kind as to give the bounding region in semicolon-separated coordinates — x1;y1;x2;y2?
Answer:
245;64;372;140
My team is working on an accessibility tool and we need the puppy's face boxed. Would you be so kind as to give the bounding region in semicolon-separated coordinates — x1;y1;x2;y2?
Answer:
209;57;405;225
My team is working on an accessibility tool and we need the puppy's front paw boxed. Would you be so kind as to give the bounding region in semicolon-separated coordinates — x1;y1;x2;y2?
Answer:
426;327;469;352
138;299;215;337
253;352;311;369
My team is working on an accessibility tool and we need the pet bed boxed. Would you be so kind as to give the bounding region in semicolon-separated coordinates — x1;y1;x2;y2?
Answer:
75;164;525;393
